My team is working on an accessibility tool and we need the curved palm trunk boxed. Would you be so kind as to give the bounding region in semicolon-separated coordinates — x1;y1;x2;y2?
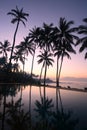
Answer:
9;21;19;66
31;50;35;78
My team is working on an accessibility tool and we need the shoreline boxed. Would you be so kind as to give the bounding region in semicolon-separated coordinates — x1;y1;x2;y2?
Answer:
41;84;87;93
0;83;87;93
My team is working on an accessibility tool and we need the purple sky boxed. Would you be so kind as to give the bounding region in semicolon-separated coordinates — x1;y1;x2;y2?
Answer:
0;0;87;79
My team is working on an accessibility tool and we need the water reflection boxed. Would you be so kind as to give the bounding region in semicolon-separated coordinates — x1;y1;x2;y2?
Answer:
0;84;87;130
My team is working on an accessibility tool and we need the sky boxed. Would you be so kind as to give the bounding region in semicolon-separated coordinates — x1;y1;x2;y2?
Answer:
0;0;87;80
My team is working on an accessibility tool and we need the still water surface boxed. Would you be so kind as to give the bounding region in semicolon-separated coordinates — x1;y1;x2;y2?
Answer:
0;84;87;130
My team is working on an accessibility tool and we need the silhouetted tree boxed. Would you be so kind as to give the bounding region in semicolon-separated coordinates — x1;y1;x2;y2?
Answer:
29;27;41;77
76;18;87;59
7;6;29;66
53;17;78;87
15;36;35;73
0;40;11;60
37;50;54;100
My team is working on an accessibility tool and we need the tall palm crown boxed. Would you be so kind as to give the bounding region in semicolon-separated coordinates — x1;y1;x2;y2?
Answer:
7;6;29;65
8;6;29;27
0;40;11;59
12;49;25;65
15;36;35;73
29;27;41;48
17;36;35;56
38;23;53;51
53;17;77;55
76;18;87;59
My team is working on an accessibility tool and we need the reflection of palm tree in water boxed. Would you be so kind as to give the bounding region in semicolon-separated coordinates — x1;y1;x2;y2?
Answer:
1;95;6;130
56;88;63;114
34;96;53;130
19;85;24;111
1;86;10;130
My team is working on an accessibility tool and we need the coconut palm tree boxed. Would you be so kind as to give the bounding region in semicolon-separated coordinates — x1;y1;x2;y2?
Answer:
29;27;41;77
37;50;54;100
38;23;53;51
12;49;25;72
0;40;11;60
12;63;19;72
53;17;78;87
18;36;35;56
76;18;87;59
7;6;29;66
15;36;35;73
38;50;54;85
0;57;7;69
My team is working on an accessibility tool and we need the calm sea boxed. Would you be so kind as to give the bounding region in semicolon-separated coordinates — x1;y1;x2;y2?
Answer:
48;80;87;89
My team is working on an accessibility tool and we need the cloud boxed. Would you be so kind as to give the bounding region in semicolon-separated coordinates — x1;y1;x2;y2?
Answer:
61;77;87;82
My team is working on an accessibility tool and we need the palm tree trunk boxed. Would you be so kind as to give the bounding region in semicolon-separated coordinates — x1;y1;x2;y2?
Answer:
31;50;35;78
9;21;19;65
58;55;63;83
39;63;44;82
56;55;59;87
43;63;47;101
39;64;44;99
23;54;25;73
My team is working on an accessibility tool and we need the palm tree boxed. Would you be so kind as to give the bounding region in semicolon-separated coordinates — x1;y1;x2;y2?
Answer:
29;27;41;77
53;17;78;87
15;36;35;73
76;18;87;59
38;50;54;85
0;40;11;60
12;63;19;72
12;49;25;72
7;6;29;66
0;57;7;69
38;23;53;51
18;36;35;56
37;50;54;100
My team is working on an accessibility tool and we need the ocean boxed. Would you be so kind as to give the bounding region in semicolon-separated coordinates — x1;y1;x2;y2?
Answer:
48;80;87;89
